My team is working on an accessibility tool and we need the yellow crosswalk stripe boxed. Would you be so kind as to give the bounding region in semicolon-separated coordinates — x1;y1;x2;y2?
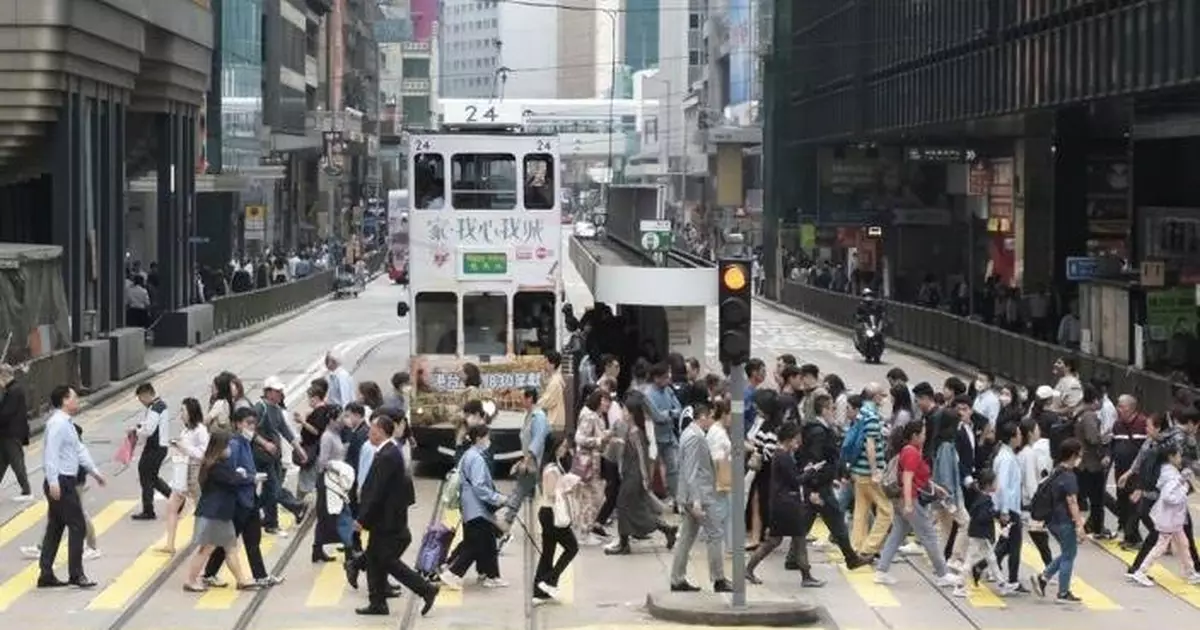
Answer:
307;547;352;607
435;509;464;607
0;503;49;549
88;517;196;610
194;511;294;610
1020;543;1120;610
1096;538;1200;608
0;499;136;611
809;521;899;607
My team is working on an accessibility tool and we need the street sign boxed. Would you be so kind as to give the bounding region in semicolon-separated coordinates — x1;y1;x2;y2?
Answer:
244;205;266;242
1065;256;1100;281
638;219;673;252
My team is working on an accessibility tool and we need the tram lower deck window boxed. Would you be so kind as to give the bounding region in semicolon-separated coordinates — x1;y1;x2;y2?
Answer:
415;292;457;354
513;291;555;355
463;293;507;356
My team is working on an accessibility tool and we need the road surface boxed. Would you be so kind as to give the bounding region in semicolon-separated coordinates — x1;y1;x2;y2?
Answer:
0;254;1196;630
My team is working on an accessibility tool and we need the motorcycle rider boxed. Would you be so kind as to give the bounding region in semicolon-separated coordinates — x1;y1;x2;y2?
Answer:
854;289;886;352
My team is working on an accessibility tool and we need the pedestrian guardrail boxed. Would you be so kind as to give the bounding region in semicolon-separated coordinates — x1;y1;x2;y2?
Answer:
211;270;335;335
19;347;80;419
774;280;1198;413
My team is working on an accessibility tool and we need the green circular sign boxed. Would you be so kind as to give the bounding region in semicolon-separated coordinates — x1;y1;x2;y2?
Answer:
640;232;660;251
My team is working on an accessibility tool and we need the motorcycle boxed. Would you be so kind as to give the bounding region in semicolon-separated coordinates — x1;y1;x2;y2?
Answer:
856;314;885;363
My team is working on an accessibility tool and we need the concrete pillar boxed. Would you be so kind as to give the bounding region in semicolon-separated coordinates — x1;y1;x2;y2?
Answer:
53;87;85;342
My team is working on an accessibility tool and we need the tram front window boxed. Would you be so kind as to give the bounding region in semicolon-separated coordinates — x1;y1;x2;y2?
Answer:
451;153;517;210
463;293;507;356
414;292;458;354
513;291;556;355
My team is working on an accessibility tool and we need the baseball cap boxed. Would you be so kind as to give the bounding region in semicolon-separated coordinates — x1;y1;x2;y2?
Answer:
1035;385;1059;401
263;376;287;392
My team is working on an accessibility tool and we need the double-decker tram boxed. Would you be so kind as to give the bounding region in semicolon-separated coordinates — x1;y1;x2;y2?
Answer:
396;99;561;464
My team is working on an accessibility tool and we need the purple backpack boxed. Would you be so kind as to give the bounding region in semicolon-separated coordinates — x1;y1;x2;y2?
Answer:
415;522;455;574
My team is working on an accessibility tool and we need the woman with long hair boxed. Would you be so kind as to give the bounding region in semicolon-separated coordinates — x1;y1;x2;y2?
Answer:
231;377;253;411
744;389;784;550
357;380;385;415
593;378;624;536
207;372;236;430
603;391;677;555
573;388;611;544
533;436;580;604
183;431;260;592
312;412;351;563
823;374;851;429
158;398;209;554
890;383;915;427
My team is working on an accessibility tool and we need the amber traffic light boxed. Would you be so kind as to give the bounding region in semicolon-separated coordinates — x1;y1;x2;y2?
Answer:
718;259;752;365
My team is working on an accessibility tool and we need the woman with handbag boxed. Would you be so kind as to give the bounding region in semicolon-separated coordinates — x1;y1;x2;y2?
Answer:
533;436;580;604
706;398;734;551
573;388;611;545
603;391;678;556
294;380;336;500
157;398;209;554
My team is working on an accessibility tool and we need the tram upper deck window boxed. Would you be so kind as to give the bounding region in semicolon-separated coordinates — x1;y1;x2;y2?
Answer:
451;153;517;210
415;292;458;354
414;153;445;209
462;293;507;356
523;154;555;210
513;291;556;355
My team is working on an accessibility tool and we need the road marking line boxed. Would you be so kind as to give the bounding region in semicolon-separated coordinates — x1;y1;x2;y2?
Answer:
194;511;293;610
808;521;899;607
963;580;1006;607
0;499;136;611
88;516;196;610
1096;538;1200;608
435;509;464;607
0;503;49;550
1020;543;1120;610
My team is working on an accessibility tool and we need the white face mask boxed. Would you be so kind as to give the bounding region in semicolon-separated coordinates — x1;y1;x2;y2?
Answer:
241;428;255;440
998;394;1013;406
975;380;988;392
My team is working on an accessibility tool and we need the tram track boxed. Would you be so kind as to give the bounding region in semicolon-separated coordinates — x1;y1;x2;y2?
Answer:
101;333;397;630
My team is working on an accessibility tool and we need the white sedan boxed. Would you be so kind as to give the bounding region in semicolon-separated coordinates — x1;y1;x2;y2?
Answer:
574;221;597;239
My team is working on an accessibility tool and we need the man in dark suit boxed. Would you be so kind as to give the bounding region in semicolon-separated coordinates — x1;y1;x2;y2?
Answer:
355;415;438;616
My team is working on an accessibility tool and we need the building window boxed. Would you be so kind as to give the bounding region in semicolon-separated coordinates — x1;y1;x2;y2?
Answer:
402;58;431;78
689;13;700;28
688;50;700;65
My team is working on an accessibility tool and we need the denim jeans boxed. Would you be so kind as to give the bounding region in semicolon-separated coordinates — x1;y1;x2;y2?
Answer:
502;470;539;523
657;441;679;498
709;492;731;550
1043;521;1078;596
877;500;949;576
335;506;356;550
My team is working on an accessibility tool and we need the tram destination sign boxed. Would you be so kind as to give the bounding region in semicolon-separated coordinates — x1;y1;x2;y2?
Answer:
462;252;508;275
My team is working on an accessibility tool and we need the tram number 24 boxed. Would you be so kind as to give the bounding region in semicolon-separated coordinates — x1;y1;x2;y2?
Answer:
464;105;498;123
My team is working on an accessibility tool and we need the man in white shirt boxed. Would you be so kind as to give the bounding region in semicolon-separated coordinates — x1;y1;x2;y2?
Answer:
130;382;172;520
325;350;356;408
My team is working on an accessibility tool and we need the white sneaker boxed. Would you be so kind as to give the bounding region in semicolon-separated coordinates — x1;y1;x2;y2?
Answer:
538;581;561;599
83;548;103;560
481;577;509;588
952;585;968;598
13;493;34;502
935;573;963;588
997;582;1019;596
19;545;40;559
1129;571;1154;587
899;542;923;556
946;559;964;573
1186;572;1200;585
439;570;463;590
873;571;898;585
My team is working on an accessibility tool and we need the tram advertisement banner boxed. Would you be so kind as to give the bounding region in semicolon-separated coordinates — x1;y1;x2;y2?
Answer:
410;211;562;289
409;355;549;425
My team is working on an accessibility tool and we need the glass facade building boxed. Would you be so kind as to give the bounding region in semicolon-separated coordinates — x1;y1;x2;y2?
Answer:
623;0;658;72
218;0;264;170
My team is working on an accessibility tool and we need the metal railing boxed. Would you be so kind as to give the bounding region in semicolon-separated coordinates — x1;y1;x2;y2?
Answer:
19;347;80;425
211;271;335;335
775;280;1198;413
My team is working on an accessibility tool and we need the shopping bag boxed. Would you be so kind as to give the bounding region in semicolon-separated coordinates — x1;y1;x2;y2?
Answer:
114;433;136;466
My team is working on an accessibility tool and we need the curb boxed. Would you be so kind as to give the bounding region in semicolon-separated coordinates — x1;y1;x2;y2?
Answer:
754;296;985;379
644;592;825;627
30;292;338;438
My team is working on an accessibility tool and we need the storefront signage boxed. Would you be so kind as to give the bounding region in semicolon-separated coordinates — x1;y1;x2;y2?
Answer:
462;252;508;275
906;147;977;163
1066;256;1101;281
409;356;550;426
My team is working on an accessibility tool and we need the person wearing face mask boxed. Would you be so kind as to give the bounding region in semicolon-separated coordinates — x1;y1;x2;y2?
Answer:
198;408;277;589
971;372;1001;428
439;424;509;589
1109;395;1148;549
1072;385;1109;539
534;436;580;603
1028;438;1086;605
955;469;1004;598
984;421;1026;594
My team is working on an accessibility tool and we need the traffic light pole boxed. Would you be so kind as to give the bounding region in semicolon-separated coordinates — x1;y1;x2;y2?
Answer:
728;363;748;608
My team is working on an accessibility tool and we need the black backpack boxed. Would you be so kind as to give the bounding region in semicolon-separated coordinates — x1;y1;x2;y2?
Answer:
1029;468;1063;522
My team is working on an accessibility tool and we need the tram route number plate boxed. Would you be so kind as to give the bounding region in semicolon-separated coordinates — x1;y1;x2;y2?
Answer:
462;252;508;275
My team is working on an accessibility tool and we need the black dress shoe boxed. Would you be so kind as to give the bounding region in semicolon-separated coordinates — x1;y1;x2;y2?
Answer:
69;576;97;589
312;548;335;563
713;579;733;593
670;581;700;592
131;512;156;521
355;604;389;616
343;559;360;589
36;575;67;588
420;585;439;616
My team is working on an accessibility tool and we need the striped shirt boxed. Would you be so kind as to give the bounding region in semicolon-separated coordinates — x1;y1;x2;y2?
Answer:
747;417;779;462
849;403;884;476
